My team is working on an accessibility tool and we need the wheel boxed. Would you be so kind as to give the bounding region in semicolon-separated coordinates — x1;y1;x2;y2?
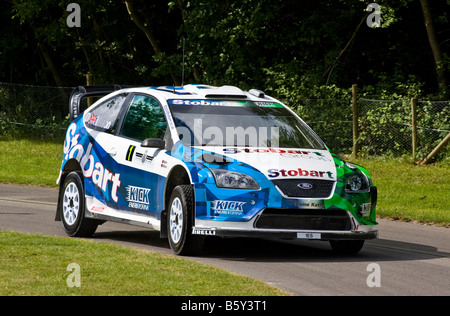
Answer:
167;185;204;255
60;171;98;237
330;240;365;255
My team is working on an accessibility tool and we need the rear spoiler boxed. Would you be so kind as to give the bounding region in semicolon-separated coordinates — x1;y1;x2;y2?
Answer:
69;85;135;121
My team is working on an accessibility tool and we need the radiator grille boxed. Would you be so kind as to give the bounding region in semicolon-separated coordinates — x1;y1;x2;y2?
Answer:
272;179;335;198
255;209;351;231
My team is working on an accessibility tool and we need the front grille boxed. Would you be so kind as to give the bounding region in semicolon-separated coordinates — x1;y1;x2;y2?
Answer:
272;179;334;198
255;209;351;231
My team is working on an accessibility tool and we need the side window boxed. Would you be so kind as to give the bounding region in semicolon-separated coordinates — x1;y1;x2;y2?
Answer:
85;94;128;133
121;94;168;141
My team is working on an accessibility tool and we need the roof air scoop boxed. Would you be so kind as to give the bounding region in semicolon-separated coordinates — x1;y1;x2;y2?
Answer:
249;89;265;98
184;84;247;99
204;85;247;99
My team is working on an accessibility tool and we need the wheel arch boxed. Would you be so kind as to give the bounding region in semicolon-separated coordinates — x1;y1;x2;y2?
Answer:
160;164;192;238
55;159;82;221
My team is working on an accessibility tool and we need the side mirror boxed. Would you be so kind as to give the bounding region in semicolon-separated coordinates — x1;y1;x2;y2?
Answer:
142;138;166;149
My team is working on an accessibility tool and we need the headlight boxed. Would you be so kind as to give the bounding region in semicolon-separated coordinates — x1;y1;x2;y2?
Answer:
345;173;369;193
210;169;260;190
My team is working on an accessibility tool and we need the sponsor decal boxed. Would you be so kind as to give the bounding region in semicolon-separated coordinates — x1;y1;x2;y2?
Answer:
295;201;322;208
169;99;283;108
212;200;246;216
223;148;331;161
192;227;216;236
90;206;105;213
161;160;168;168
126;185;151;211
64;122;121;203
125;145;136;162
171;99;225;106
268;168;333;179
88;114;98;125
135;151;153;164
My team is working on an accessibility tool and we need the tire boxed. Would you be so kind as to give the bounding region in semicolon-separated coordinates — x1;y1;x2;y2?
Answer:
329;240;365;255
167;185;204;255
59;171;98;237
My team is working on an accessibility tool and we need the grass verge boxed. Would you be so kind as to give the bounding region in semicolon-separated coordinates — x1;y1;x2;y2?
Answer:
350;156;450;227
0;230;287;296
0;139;61;187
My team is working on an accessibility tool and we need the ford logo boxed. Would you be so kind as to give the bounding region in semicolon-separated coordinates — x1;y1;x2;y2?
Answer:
298;183;313;190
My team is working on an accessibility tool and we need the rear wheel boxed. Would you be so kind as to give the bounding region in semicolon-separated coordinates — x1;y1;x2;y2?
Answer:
60;172;98;237
167;185;204;255
330;240;365;255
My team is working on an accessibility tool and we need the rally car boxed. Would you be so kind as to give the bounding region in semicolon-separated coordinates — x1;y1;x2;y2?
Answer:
56;84;378;255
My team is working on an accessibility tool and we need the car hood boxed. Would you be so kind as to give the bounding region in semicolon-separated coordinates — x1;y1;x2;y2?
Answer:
197;146;337;181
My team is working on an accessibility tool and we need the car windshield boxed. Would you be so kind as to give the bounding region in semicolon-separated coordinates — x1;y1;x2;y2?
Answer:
168;100;326;149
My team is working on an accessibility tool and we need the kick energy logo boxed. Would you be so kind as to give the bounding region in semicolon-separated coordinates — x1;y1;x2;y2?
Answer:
127;185;150;211
126;185;151;211
212;200;246;216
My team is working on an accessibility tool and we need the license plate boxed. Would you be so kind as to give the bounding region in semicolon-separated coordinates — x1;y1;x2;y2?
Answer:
297;233;321;239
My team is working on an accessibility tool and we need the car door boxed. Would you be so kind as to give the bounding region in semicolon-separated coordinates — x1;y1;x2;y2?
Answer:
82;92;130;207
110;94;170;220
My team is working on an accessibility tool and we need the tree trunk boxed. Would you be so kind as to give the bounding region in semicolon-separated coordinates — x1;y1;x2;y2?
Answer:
37;40;64;87
419;0;447;95
124;0;179;85
124;0;162;55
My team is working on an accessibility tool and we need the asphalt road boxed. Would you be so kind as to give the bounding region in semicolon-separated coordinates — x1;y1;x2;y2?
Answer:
0;183;449;296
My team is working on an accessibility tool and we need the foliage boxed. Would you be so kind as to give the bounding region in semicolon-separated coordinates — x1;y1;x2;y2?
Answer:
1;0;449;160
0;0;448;99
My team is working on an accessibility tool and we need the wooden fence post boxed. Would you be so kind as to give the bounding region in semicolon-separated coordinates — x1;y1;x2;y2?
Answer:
352;84;359;158
420;132;450;165
411;98;418;161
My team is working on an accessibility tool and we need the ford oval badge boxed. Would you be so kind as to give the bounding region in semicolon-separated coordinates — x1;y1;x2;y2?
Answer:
298;182;313;190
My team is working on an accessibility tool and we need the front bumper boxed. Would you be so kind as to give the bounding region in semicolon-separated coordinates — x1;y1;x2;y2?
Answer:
192;210;378;240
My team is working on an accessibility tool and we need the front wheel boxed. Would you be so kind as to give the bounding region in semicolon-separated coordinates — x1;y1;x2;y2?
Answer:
167;185;204;255
59;171;98;237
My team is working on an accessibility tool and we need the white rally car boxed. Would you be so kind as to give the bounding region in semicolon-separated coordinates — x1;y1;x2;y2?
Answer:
56;84;378;255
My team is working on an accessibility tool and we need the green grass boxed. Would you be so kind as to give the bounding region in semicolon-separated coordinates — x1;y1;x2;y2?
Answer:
0;139;62;187
0;231;287;296
350;156;450;227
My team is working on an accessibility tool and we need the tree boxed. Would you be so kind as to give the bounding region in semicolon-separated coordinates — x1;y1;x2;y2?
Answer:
419;0;448;96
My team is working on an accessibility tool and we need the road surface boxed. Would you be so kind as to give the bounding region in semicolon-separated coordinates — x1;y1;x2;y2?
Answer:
0;184;448;296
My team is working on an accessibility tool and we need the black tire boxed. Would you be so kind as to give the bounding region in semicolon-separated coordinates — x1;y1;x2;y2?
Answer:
59;171;98;237
167;185;204;255
330;240;365;255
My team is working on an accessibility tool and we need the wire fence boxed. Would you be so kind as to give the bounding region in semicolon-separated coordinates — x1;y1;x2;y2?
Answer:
297;97;450;161
0;82;73;139
1;82;449;161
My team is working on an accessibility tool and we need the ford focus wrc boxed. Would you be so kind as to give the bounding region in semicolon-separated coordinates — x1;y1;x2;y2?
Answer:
56;84;378;255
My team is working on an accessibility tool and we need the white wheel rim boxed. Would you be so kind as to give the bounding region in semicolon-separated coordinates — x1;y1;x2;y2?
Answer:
63;182;80;226
169;197;183;244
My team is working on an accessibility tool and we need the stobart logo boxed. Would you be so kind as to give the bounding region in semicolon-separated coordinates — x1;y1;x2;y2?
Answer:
63;122;121;202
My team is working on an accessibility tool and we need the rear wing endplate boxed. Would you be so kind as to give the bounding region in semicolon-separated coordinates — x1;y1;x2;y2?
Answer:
69;85;132;121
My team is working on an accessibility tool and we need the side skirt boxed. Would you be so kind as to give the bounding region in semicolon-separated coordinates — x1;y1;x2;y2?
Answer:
85;196;160;231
